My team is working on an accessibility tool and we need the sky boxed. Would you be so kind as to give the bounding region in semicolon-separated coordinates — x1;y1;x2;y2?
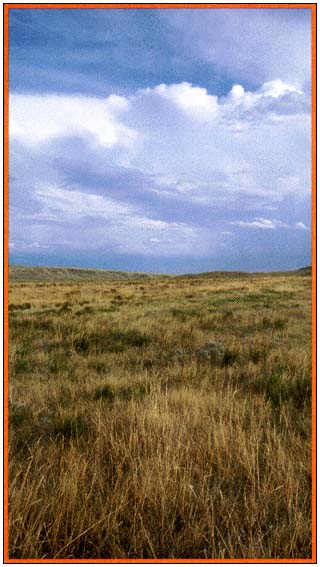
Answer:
9;7;312;273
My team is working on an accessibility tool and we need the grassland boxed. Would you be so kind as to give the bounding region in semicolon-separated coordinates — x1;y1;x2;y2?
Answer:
9;265;158;283
8;269;312;559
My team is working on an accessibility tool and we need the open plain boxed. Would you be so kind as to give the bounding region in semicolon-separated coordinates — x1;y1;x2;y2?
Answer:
8;267;312;559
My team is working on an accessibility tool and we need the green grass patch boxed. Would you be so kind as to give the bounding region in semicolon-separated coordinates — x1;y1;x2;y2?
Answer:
88;361;109;374
74;328;151;354
262;317;287;330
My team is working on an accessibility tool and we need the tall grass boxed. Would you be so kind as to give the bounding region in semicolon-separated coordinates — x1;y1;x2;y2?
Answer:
8;272;312;559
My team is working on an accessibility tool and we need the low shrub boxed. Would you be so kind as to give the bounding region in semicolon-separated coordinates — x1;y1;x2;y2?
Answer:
89;361;108;374
55;416;88;440
249;347;267;364
9;403;33;427
94;384;114;402
74;328;151;354
262;317;287;331
221;349;239;367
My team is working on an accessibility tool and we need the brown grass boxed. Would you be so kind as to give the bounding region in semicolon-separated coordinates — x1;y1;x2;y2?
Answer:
8;271;312;559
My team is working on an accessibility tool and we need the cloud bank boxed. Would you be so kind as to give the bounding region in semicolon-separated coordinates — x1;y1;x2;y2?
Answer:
9;9;312;272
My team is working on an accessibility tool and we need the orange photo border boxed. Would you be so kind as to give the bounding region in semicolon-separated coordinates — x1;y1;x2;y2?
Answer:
3;2;317;563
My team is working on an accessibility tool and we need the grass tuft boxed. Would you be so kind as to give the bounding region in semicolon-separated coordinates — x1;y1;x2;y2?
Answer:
94;384;115;402
54;416;88;440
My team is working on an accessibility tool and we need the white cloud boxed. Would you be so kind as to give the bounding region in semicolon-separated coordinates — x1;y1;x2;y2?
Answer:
221;79;309;128
9;240;51;250
127;80;310;207
10;78;311;259
35;185;133;220
137;79;309;127
152;82;219;122
295;221;309;230
231;218;288;230
231;218;309;231
11;79;309;153
31;184;207;257
10;93;137;149
260;79;302;98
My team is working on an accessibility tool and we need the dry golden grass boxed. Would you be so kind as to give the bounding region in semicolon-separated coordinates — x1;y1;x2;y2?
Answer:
8;271;312;559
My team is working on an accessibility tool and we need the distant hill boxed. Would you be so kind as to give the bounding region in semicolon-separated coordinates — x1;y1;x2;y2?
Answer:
176;267;312;279
9;264;312;283
9;265;158;283
296;266;312;275
175;270;249;279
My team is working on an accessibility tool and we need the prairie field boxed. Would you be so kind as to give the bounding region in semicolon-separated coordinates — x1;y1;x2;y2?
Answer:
8;268;312;560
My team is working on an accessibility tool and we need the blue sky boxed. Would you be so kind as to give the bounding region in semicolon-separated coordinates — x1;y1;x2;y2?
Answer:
9;7;312;273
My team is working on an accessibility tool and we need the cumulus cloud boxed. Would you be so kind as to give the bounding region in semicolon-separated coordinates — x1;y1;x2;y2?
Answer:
151;82;219;121
11;79;310;148
221;79;309;124
10;78;311;262
133;79;309;128
10;93;137;149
